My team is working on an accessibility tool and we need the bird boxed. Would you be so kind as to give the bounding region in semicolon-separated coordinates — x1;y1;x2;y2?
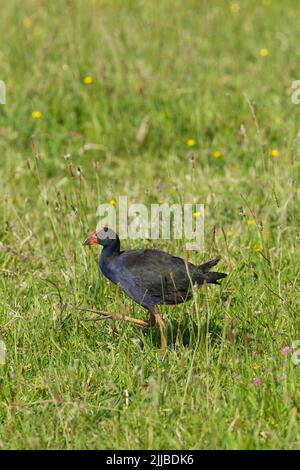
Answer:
82;227;227;350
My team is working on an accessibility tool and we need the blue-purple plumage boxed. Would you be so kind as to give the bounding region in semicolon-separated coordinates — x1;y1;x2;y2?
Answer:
92;229;227;308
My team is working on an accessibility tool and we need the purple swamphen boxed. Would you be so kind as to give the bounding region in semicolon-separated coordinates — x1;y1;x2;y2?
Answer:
82;227;227;350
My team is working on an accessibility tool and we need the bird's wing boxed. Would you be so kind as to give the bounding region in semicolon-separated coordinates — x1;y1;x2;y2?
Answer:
118;249;197;299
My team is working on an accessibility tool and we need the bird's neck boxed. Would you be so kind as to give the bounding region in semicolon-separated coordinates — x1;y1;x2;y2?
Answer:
99;240;121;279
100;240;121;262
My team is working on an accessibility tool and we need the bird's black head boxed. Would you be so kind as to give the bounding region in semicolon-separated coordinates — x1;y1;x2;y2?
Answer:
83;227;119;249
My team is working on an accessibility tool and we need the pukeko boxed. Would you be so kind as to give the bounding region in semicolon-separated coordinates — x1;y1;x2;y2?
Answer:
82;227;227;350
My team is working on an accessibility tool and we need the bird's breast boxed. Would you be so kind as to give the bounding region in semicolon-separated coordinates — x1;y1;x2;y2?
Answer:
99;253;120;284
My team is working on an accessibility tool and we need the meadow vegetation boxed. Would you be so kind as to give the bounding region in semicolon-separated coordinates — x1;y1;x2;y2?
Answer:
0;0;299;449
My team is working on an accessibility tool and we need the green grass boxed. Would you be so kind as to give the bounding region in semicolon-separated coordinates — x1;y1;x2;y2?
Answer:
0;0;300;449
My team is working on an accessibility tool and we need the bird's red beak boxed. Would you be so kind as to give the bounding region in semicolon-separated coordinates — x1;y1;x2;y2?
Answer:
83;231;98;246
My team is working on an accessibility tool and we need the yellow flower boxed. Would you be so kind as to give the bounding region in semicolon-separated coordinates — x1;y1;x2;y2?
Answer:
193;211;201;218
252;245;261;253
83;76;93;85
31;111;42;119
23;17;33;29
109;198;117;206
248;219;256;227
186;139;196;147
260;48;269;57
226;231;234;237
230;3;240;13
253;364;261;370
213;150;222;158
270;148;279;158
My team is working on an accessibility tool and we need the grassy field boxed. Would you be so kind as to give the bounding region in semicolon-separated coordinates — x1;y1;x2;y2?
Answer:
0;0;300;450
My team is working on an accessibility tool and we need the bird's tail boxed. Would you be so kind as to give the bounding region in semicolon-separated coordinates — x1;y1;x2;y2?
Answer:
196;257;227;285
203;271;227;285
198;257;221;272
